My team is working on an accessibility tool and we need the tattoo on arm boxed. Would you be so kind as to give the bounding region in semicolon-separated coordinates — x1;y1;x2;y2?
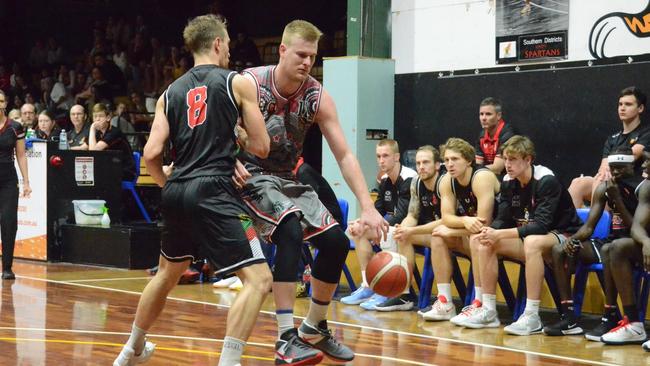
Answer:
408;179;420;219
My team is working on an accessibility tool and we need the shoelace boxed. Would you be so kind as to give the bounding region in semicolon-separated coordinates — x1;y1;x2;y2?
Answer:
460;300;482;315
287;335;313;350
608;316;630;334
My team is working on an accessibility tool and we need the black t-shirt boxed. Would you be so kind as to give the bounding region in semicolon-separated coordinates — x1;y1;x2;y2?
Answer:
452;166;494;217
492;165;582;237
602;123;650;174
375;165;417;225
97;126;135;181
0;119;24;181
475;119;516;165
606;175;644;239
68;124;90;148
165;65;240;181
35;126;62;141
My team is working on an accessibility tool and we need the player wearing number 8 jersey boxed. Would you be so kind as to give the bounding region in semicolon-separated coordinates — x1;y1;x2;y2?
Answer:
114;14;273;366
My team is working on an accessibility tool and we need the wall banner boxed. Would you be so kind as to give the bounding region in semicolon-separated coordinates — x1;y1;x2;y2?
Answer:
496;0;570;64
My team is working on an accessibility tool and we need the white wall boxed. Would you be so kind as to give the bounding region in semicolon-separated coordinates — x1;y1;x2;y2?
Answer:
392;0;650;74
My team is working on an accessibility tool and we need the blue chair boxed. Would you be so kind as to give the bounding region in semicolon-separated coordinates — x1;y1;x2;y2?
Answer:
303;198;357;294
122;152;152;223
572;208;610;316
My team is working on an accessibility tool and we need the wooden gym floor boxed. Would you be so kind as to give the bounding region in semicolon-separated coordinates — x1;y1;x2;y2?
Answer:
0;259;647;365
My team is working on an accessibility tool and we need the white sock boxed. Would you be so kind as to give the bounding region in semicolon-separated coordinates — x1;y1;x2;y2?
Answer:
524;299;540;314
126;323;146;354
474;287;483;302
482;293;497;311
437;283;452;302
219;336;245;366
305;300;329;327
276;311;294;339
361;270;368;287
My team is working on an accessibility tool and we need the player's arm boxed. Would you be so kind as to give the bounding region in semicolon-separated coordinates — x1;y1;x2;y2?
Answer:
572;182;607;241
473;170;497;226
143;94;170;188
631;182;650;270
440;174;464;229
317;89;388;239
400;179;420;228
486;156;505;175
233;74;269;158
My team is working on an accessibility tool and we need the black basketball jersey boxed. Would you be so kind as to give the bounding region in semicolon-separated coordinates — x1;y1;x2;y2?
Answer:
164;65;240;181
452;166;491;217
606;175;644;239
414;174;443;225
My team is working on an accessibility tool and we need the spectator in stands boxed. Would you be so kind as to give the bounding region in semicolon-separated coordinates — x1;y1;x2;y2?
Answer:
94;52;126;96
47;37;64;66
171;47;189;79
546;147;642;341
473;136;581;336
569;87;649;208
28;40;48;70
129;92;153;127
475;97;515;175
35;110;61;141
19;103;36;129
111;43;128;73
343;139;417;310
231;32;262;67
111;102;140;151
68;104;89;150
24;93;42;114
50;72;74;117
76;67;112;107
88;103;135;181
420;137;499;324
388;145;445;313
0;65;9;90
8;109;20;123
11;75;31;101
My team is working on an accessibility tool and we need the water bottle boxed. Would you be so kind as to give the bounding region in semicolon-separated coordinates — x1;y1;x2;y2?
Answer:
26;128;35;139
101;206;111;227
59;129;69;150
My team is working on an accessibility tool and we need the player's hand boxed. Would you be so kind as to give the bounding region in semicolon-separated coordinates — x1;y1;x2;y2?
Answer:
359;207;388;242
232;159;251;189
432;225;452;237
463;216;486;233
596;166;612;182
605;179;620;199
478;227;497;246
393;224;410;242
162;162;174;178
21;182;32;198
347;219;364;237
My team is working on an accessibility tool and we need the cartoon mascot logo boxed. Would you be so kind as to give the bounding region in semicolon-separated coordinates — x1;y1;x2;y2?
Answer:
589;2;650;59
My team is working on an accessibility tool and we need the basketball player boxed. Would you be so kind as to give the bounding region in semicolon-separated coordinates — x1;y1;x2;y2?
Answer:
237;20;387;365
113;15;272;366
474;136;581;335
568;87;649;208
546;148;642;339
423;138;500;322
343;139;416;311
383;145;445;312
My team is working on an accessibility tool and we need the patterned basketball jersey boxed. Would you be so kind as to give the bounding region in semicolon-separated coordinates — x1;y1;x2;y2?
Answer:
241;65;323;177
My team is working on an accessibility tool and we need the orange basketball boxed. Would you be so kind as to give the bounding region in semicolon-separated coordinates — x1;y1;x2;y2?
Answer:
366;251;411;298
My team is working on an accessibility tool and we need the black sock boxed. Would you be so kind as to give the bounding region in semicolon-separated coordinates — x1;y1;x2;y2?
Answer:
603;305;618;321
623;304;639;322
560;301;575;320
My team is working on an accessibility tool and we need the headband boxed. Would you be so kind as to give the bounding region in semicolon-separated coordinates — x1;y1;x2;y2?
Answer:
607;154;634;164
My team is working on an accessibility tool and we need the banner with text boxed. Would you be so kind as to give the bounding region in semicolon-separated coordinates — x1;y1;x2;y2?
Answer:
496;0;570;64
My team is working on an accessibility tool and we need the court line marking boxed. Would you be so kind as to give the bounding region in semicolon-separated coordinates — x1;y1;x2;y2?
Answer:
0;337;273;362
65;276;152;283
14;275;618;366
0;330;434;365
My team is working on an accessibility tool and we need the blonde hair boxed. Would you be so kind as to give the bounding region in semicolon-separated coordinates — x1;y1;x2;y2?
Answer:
441;138;475;163
183;14;228;55
501;135;535;160
377;139;399;154
92;103;109;115
281;20;323;46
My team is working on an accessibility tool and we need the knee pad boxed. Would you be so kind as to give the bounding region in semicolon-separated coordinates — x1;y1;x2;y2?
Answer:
271;214;304;282
310;227;349;284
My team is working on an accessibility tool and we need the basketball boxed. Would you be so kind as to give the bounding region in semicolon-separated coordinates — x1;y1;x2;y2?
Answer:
366;251;411;298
